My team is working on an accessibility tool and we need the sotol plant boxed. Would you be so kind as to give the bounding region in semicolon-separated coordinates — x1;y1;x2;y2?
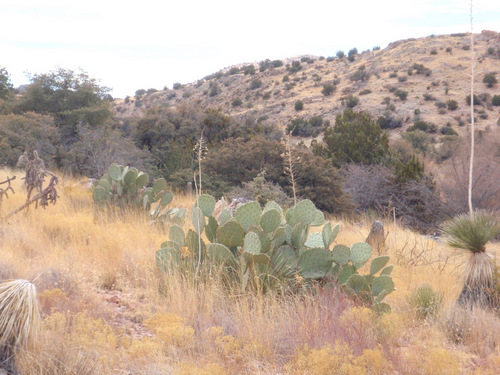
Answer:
441;211;500;308
156;196;395;311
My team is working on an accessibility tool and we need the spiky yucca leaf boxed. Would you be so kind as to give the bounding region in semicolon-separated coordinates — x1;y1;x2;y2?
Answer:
441;211;500;253
0;279;40;351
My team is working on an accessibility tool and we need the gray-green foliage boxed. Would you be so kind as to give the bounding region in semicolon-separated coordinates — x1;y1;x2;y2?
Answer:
156;195;395;310
408;283;443;319
93;163;185;224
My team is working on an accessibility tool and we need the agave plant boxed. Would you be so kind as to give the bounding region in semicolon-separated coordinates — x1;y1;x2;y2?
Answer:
441;211;500;308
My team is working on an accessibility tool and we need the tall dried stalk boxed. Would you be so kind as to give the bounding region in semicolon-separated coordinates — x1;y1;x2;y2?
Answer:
282;132;297;205
468;0;475;216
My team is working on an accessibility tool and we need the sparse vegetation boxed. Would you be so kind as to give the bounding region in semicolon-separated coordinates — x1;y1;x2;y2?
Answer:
483;72;497;88
294;100;304;111
321;83;336;96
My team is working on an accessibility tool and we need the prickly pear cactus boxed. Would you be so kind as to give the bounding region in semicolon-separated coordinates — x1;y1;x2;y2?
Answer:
155;194;395;307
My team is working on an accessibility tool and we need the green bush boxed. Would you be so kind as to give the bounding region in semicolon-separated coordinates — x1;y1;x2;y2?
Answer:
347;48;358;62
465;94;481;105
232;98;243;107
172;83;182;90
336;50;345;59
287;61;302;74
402;130;431;154
294;100;304;111
321;83;336;96
446;100;458;110
492;95;500;106
287;117;324;137
483;72;497;88
318;109;390;167
408;283;443;319
243;65;256;75
250;79;262;90
359;89;372;95
344;95;360;108
350;65;370;82
440;126;458;136
229;67;240;75
394;89;408;101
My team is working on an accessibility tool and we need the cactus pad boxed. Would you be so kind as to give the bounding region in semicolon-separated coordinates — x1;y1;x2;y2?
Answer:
216;220;245;247
346;274;370;294
207;243;238;267
155;247;180;273
294;199;317;225
196;194;216;217
271;245;298;278
380;265;394;276
369;256;390;276
372;275;395;296
243;232;262;255
191;206;205;235
298;248;333;279
332;245;350;265
93;186;108;203
205;216;218;242
305;232;324;248
350;242;372;269
108;163;122;181
169;224;185;247
338;264;356;284
135;172;149;188
123;168;138;185
261;209;281;233
160;240;180;251
235;202;262;231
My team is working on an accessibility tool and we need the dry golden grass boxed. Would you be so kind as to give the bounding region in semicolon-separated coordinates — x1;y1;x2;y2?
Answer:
1;168;499;374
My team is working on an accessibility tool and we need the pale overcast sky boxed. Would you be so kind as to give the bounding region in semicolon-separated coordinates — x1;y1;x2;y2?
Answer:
1;0;498;98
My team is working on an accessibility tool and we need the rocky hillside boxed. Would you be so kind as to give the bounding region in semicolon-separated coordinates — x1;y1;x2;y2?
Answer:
114;31;500;138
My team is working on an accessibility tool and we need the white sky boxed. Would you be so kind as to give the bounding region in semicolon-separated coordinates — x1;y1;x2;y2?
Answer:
1;0;499;98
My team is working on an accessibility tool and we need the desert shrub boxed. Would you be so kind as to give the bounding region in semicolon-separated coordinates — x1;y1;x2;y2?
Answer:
250;79;262;90
398;75;408;82
402;130;431;154
287;117;324;137
321;83;336;96
342;163;443;232
347;48;358;62
412;63;432;76
440;126;458;136
492;95;500;106
208;82;221;97
336;50;345;59
446;47;453;53
227;172;293;207
228;67;239;75
430;49;438;55
483;72;497;88
377;114;403;130
172;82;182;90
423;93;436;101
317;109;390;167
407;120;436;133
262;92;271;100
359;89;371;95
465;93;481;105
272;59;283;67
344;95;359;108
135;89;146;97
204;137;351;214
462;45;471;50
394;89;408;101
282;75;290;82
231;98;242;107
447;99;458;110
326;56;335;62
243;64;256;75
350;65;370;82
294;100;304;111
408;283;443;319
287;61;302;74
434;101;446;109
487;47;495;55
389;72;398;78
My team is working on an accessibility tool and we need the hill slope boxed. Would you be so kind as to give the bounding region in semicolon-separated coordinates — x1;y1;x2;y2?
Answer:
114;31;500;137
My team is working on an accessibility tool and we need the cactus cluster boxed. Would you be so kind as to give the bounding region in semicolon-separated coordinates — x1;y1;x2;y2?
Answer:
93;163;185;224
156;195;395;310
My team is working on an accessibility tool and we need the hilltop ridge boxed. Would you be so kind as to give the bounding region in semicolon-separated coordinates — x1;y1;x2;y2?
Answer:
114;30;500;137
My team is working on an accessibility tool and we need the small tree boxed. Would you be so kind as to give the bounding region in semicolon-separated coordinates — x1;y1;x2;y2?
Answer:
294;100;304;111
321;83;336;96
483;72;497;88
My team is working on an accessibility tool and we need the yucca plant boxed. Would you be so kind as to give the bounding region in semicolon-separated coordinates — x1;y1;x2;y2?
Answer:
0;279;40;375
441;211;500;308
